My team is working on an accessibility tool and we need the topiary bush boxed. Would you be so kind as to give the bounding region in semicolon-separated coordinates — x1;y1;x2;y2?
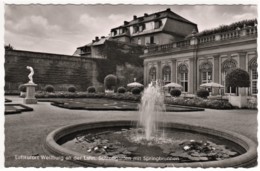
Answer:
197;89;209;98
18;84;26;92
132;87;141;95
170;89;181;97
104;74;117;90
117;87;126;94
226;68;250;88
44;85;54;93
67;86;76;93
87;86;96;93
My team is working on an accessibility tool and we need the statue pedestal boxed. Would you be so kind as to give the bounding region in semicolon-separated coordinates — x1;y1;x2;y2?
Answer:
23;83;37;104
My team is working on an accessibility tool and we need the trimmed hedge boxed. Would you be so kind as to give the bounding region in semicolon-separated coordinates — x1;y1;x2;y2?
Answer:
18;84;26;92
35;91;141;101
226;68;250;88
104;74;117;90
44;85;54;92
132;87;141;95
68;86;76;93
170;89;181;97
165;97;233;109
197;89;209;98
87;86;96;93
117;87;126;94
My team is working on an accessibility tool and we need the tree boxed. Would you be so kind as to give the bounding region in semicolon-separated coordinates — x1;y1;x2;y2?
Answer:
225;68;250;95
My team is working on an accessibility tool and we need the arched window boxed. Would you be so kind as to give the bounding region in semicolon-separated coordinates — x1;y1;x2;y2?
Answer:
178;64;188;92
222;59;237;93
149;67;156;82
200;62;213;84
249;57;258;95
162;65;171;84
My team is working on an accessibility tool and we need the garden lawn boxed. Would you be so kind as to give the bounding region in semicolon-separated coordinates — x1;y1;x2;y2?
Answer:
4;96;258;167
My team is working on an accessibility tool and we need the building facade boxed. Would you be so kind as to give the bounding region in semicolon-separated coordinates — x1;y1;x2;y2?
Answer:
110;8;198;46
141;25;257;95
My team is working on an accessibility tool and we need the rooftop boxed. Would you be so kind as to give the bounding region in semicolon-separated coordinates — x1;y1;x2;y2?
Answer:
111;8;197;30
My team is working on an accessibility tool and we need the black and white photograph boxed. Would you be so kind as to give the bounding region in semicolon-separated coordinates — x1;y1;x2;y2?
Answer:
1;0;258;169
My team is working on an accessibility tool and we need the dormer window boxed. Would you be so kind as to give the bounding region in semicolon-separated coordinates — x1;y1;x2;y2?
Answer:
154;20;162;29
112;30;117;36
133;25;138;33
139;24;146;32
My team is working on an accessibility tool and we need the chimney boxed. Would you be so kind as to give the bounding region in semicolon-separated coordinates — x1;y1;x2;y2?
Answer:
133;15;137;20
144;13;148;17
166;8;171;12
124;21;129;25
101;36;105;39
92;40;95;43
95;36;99;41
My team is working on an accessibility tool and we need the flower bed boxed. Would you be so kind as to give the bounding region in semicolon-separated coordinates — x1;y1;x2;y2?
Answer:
35;91;141;102
165;97;233;110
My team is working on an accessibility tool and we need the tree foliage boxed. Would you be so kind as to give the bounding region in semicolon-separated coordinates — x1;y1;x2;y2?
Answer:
225;68;250;88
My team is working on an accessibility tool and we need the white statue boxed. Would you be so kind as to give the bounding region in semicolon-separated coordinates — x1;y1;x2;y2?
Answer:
26;66;34;83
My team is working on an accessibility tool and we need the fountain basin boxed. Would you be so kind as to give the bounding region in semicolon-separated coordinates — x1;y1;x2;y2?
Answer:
45;120;257;167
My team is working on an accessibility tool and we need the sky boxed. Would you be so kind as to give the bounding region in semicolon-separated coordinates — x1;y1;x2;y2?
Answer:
4;5;258;55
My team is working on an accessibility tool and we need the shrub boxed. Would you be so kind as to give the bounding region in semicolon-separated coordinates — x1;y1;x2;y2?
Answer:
104;74;117;90
226;68;250;88
170;89;181;97
18;84;26;92
67;86;76;93
87;86;96;93
117;87;126;94
132;87;141;95
44;85;54;92
197;89;209;98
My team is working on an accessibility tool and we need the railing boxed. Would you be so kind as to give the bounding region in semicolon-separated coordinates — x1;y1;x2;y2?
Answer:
199;35;215;43
144;26;257;54
219;30;240;40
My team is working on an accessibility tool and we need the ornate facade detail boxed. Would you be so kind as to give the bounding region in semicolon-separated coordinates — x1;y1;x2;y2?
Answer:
222;59;237;72
199;61;213;72
249;57;257;69
178;63;188;73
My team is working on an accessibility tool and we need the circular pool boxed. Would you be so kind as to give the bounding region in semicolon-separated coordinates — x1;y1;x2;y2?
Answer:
45;120;257;168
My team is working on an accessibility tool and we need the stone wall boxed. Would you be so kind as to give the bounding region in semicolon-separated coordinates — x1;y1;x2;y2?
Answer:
5;50;101;92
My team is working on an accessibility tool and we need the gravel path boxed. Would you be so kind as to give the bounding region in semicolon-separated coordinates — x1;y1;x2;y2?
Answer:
4;96;258;167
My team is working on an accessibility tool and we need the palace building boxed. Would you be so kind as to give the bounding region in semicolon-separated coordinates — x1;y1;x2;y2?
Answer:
75;8;257;96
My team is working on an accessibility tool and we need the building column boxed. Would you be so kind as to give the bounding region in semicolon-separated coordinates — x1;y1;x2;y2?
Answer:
143;61;148;86
238;51;247;70
238;51;247;95
171;59;176;82
213;54;220;95
213;54;220;83
157;61;161;81
189;58;194;94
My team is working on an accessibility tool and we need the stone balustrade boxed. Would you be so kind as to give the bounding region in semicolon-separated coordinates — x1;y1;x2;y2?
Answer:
144;26;257;54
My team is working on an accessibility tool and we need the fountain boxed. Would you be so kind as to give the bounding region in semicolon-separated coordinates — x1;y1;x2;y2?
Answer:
45;81;257;167
138;81;165;140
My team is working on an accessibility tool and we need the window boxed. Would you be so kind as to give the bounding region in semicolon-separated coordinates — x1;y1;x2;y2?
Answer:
178;64;188;92
162;65;171;83
133;26;138;33
150;36;154;44
137;38;141;45
139;24;145;32
249;57;258;95
200;62;212;84
154;20;162;29
149;67;156;82
221;59;237;94
251;68;258;94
